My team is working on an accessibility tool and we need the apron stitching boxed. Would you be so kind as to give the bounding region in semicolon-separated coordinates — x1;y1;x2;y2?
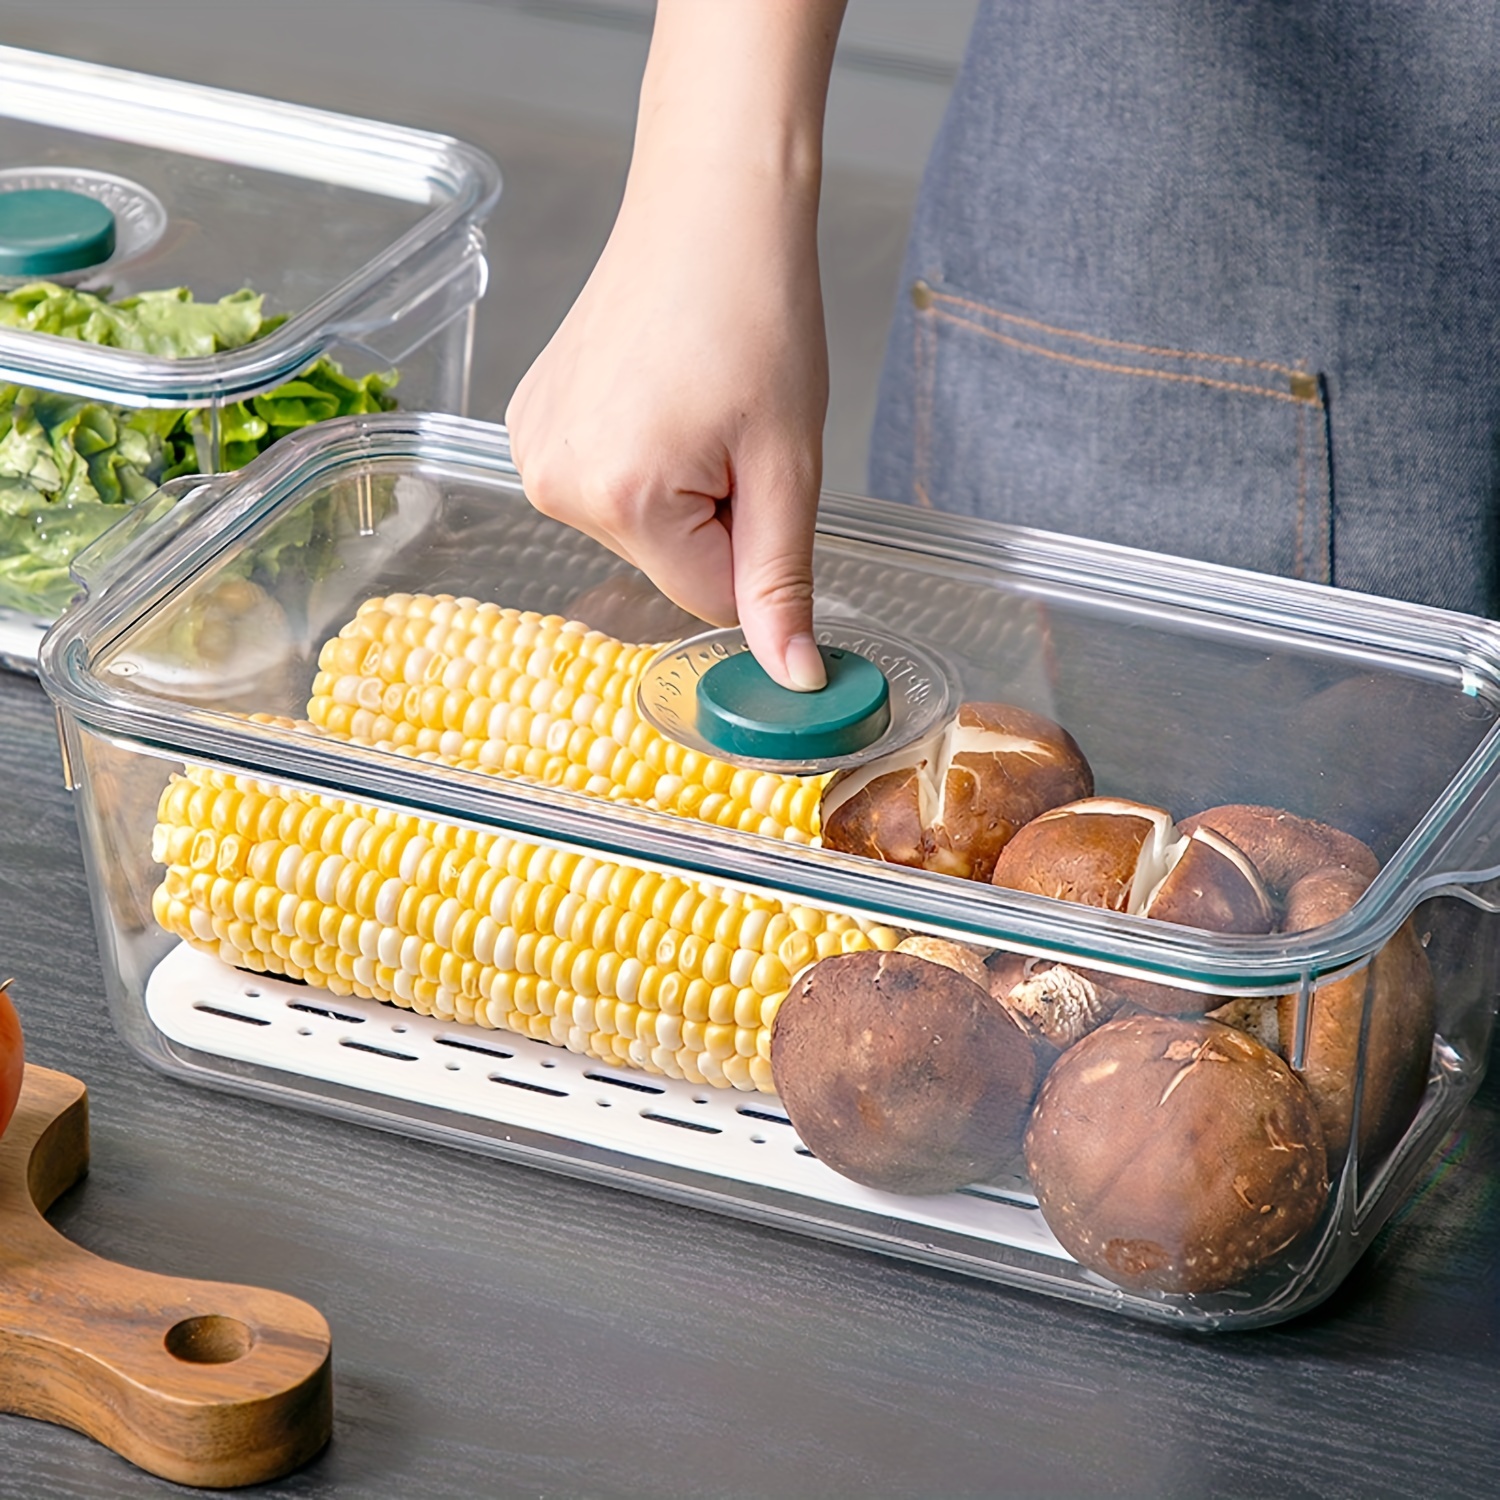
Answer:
1295;398;1308;580
914;299;936;507
929;288;1306;379
929;305;1318;405
1318;375;1335;585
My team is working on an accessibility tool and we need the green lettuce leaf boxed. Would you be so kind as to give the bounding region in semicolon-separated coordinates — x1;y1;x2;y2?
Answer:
0;283;265;356
0;488;127;615
0;281;398;615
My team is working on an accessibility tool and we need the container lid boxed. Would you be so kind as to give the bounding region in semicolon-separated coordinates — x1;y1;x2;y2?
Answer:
0;46;500;406
37;412;1500;993
0;187;116;275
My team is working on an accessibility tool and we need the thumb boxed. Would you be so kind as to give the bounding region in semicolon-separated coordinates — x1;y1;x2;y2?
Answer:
730;454;825;692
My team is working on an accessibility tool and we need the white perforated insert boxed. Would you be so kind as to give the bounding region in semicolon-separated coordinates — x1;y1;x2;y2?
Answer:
145;941;1070;1261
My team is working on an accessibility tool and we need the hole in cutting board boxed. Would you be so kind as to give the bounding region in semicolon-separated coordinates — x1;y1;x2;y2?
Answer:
164;1315;253;1364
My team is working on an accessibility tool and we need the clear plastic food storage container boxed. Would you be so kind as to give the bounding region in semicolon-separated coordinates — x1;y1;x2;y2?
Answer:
39;412;1500;1330
0;45;499;666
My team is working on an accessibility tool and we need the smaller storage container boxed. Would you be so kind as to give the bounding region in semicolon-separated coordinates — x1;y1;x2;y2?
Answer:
0;45;499;665
39;412;1500;1330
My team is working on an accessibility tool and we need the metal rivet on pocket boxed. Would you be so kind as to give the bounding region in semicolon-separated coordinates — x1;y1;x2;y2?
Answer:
910;278;934;312
1289;371;1320;403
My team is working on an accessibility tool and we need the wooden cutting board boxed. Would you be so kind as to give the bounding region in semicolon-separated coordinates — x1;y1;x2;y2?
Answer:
0;1065;332;1488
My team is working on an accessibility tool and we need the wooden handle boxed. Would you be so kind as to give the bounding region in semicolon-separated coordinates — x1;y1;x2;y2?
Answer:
0;1066;332;1488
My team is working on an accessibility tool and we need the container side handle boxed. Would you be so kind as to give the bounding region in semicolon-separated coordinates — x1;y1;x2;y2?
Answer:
322;227;488;367
1404;751;1500;904
67;473;222;605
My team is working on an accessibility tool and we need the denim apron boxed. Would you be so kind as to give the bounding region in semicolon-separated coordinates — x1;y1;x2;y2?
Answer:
869;1;1500;616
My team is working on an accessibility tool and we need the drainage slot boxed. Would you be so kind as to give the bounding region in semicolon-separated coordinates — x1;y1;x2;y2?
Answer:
435;1035;514;1060
955;1186;1040;1210
193;1003;270;1027
242;966;305;987
289;1001;365;1024
339;1038;417;1061
737;1106;792;1126
584;1071;666;1095
490;1073;568;1098
640;1111;721;1135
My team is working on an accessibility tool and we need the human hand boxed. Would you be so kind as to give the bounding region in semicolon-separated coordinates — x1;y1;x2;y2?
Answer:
505;0;846;692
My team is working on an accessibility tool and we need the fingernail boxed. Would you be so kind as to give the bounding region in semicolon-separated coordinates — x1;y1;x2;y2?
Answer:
785;634;826;692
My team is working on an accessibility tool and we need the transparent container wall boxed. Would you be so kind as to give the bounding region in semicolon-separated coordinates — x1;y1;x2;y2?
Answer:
51;429;1500;1326
0;305;478;649
99;458;1065;749
0;50;496;657
1040;612;1497;863
65;677;1499;1329
99;452;1499;845
189;300;479;474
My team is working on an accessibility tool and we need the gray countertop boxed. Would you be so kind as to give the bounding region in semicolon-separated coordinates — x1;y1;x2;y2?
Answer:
3;657;1499;1499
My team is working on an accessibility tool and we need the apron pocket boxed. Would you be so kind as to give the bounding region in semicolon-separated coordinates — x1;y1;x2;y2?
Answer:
910;279;1332;584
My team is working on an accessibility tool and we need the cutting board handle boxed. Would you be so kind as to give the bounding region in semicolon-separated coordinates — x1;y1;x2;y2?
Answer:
1;1066;332;1488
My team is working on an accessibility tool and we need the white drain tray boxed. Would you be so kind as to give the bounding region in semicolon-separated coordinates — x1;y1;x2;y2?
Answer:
146;941;1070;1263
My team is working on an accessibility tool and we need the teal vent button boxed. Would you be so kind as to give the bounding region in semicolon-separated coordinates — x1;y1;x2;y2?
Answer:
696;645;891;761
0;188;116;276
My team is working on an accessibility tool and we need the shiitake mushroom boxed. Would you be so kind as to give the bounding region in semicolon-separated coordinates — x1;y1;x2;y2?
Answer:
985;955;1118;1050
989;798;1273;936
894;934;991;990
1183;805;1435;1167
1024;1014;1329;1294
771;950;1041;1195
821;702;1093;882
1278;868;1435;1166
1176;803;1380;909
811;738;1434;1260
988;797;1274;1016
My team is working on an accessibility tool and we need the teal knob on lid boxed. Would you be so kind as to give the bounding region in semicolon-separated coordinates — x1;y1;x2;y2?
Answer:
696;645;891;761
0;188;116;276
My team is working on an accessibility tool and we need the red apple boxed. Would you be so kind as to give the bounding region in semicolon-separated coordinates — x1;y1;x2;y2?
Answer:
0;980;23;1141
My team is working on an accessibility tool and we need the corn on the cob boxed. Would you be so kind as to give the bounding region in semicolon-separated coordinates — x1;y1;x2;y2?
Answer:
152;765;902;1092
305;594;827;844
